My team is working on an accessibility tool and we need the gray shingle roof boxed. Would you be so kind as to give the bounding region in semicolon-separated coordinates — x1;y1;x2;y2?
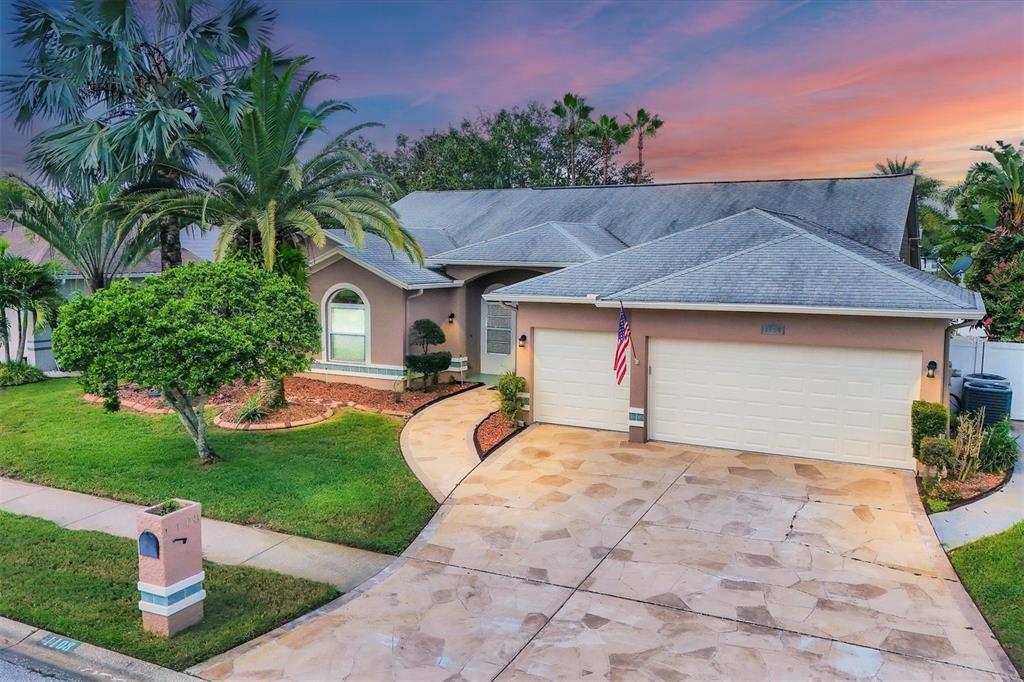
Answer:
429;221;626;265
490;209;983;318
394;175;915;258
324;229;454;288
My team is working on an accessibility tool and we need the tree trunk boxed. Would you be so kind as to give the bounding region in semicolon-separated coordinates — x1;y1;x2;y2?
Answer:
16;309;28;362
256;376;287;410
603;141;611;185
159;213;182;270
1;312;10;363
637;134;645;181
88;271;107;294
164;387;216;463
568;130;575;185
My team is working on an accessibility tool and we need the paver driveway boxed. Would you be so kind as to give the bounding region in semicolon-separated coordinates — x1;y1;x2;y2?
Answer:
193;425;1016;681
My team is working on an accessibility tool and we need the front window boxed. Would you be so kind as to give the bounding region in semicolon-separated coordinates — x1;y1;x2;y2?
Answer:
328;288;367;362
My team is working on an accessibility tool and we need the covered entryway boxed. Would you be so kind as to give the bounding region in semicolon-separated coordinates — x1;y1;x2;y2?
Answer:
648;339;921;468
480;285;516;375
533;329;629;431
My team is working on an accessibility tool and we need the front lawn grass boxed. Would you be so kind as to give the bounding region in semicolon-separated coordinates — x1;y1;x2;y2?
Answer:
949;521;1024;673
0;379;437;554
0;511;337;671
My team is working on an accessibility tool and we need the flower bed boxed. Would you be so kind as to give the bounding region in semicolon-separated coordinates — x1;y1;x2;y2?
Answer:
215;401;332;430
920;469;1012;513
474;410;522;458
285;376;477;414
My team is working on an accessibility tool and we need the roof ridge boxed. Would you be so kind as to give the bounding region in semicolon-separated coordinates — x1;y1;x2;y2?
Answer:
551;222;600;260
759;209;896;259
609;233;804;300
430;221;562;257
755;209;970;308
486;208;771;296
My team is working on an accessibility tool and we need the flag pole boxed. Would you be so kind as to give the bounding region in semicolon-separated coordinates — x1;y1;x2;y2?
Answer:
619;301;639;364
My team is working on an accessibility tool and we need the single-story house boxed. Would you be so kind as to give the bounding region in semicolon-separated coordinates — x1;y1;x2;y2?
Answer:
306;174;984;470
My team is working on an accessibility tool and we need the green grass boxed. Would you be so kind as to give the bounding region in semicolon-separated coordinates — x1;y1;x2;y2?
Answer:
0;379;438;554
0;511;337;671
925;497;950;513
949;521;1024;673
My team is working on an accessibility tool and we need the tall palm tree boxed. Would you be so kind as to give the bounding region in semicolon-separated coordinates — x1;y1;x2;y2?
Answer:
129;50;421;407
2;177;157;293
624;109;663;181
2;0;276;270
0;241;62;363
552;93;594;185
584;115;633;185
873;157;942;202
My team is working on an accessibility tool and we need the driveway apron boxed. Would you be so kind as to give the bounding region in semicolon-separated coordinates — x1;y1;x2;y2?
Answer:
192;424;1018;681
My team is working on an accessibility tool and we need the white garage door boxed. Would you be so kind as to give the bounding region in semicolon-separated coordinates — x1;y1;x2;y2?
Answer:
534;329;630;431
648;339;921;469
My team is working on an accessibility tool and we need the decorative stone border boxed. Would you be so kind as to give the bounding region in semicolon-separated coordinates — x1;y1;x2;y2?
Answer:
472;409;525;459
82;393;173;415
213;407;334;431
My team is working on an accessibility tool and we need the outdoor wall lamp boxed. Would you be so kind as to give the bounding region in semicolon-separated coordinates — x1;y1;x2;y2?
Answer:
518;334;528;348
448;312;456;324
926;360;938;378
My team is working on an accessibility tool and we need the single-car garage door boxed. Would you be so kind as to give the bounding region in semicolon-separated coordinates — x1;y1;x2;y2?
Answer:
534;329;630;431
648;339;921;469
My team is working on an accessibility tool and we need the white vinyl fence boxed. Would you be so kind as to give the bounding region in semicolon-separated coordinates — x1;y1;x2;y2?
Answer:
949;336;1024;419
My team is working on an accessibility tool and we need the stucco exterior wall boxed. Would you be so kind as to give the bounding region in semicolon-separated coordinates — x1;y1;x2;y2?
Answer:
513;303;950;442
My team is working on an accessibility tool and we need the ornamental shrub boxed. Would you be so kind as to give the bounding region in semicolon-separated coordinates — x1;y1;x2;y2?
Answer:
404;351;451;389
0;361;45;387
496;371;527;421
980;418;1020;473
409;319;446;353
912;400;949;459
919;436;955;472
964;232;1024;341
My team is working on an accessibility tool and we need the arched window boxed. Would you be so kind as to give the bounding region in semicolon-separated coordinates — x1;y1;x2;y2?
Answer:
327;287;368;362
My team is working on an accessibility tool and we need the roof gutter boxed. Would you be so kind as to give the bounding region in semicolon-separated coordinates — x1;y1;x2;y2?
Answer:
593;300;985;319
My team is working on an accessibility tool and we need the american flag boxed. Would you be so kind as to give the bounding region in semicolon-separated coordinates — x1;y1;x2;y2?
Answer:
614;306;632;385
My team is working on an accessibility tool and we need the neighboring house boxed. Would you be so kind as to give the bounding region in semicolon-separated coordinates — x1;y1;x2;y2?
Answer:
306;174;984;470
0;224;208;370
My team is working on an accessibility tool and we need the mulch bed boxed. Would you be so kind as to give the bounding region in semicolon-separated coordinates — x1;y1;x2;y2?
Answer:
474;411;522;459
920;467;1013;513
285;376;476;414
217;400;328;426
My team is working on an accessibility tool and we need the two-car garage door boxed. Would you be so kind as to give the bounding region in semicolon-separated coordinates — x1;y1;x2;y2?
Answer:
533;330;920;469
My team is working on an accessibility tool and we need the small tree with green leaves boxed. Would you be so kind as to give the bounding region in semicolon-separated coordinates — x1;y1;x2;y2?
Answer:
496;371;527;421
409;319;446;353
52;261;319;462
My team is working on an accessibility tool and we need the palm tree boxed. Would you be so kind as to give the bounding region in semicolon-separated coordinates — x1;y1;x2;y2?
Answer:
0;241;62;364
624;109;663;181
2;178;157;293
2;0;276;270
129;50;421;407
585;115;633;185
873;157;942;202
947;142;1024;235
552;93;594;185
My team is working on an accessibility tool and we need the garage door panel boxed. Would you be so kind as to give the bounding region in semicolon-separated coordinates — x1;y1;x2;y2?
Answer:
534;330;629;432
649;339;920;469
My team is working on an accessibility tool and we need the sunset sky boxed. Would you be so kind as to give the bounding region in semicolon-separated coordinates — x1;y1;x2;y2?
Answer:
1;0;1022;184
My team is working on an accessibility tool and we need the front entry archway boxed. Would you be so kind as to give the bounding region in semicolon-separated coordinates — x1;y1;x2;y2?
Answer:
480;284;516;375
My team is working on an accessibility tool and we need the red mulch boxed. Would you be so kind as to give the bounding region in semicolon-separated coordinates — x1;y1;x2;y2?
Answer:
107;383;247;411
475;411;519;458
284;376;472;413
934;471;1006;501
218;400;326;425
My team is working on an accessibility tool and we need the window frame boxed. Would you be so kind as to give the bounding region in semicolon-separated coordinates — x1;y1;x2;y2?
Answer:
321;283;370;364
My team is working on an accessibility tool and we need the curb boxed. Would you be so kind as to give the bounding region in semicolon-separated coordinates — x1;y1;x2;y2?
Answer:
213;407;333;431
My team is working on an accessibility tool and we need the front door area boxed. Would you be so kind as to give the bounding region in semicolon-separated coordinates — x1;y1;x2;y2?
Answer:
480;286;516;375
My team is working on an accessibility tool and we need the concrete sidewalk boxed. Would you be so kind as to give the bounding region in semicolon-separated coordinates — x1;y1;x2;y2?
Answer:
930;420;1024;550
0;477;392;591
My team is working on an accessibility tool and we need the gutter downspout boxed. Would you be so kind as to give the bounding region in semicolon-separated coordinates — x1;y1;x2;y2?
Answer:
404;289;425;388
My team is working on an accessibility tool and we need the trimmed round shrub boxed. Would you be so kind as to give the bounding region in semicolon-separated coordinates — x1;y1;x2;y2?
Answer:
912;400;949;459
919;436;956;471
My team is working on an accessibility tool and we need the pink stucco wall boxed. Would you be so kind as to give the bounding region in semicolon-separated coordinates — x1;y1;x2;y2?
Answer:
514;303;950;442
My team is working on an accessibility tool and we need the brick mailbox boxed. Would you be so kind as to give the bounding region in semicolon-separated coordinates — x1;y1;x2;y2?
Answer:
136;499;205;636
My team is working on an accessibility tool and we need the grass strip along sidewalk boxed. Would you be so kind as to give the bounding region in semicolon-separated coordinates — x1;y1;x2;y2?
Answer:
0;379;437;555
949;521;1024;674
0;511;337;671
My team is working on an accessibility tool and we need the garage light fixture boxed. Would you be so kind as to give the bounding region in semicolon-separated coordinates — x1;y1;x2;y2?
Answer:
926;360;937;378
448;312;456;324
518;334;528;348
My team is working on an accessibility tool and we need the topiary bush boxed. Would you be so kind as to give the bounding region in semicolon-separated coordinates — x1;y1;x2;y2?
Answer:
919;436;956;472
409;319;446;353
496;371;527;421
980;418;1020;473
912;400;949;459
0;361;46;387
404;351;452;390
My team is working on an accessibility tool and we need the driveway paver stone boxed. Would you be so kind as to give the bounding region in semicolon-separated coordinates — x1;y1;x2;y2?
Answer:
191;422;1018;681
